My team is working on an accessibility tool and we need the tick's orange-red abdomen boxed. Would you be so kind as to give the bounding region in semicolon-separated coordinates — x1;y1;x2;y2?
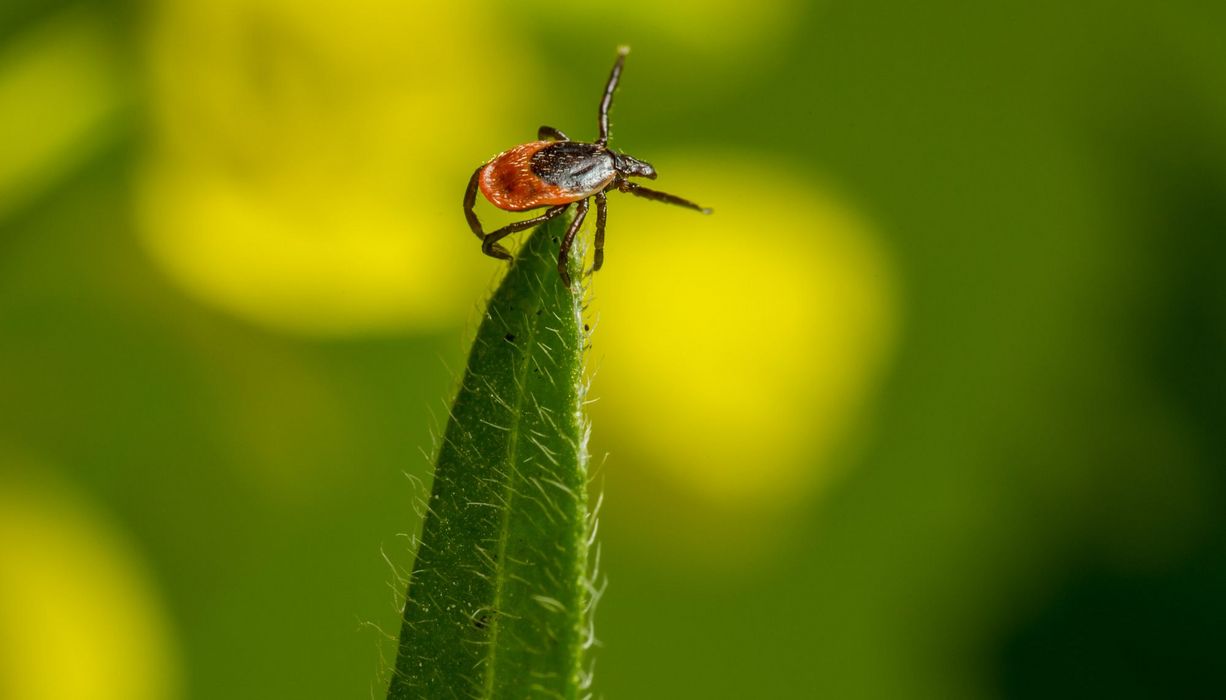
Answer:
479;141;587;211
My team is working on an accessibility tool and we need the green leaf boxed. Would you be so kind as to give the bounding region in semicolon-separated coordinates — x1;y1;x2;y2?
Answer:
387;215;594;700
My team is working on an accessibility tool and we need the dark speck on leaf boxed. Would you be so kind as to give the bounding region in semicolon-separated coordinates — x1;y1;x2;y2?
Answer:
504;332;516;342
583;324;590;332
474;612;492;630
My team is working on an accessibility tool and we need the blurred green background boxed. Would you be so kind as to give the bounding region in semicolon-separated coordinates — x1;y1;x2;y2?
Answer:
3;0;1226;698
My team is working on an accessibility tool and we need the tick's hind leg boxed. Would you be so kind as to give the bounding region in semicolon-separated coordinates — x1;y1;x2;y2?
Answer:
482;204;570;261
558;198;590;287
538;126;569;141
464;166;485;240
618;180;712;214
591;192;608;274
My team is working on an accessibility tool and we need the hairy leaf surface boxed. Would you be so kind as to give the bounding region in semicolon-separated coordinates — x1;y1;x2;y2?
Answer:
388;215;592;699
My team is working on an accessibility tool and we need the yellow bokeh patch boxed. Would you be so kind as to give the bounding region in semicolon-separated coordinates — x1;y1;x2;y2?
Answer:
504;0;802;69
0;468;181;700
0;9;125;220
588;155;898;510
138;0;530;335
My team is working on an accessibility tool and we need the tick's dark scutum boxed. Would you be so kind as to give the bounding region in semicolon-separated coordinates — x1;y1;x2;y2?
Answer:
530;142;616;194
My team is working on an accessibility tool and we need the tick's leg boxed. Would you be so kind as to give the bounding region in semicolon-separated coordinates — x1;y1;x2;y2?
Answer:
591;192;608;273
618;180;712;214
597;47;630;146
482;204;570;261
538;125;569;142
464;166;485;240
557;198;590;287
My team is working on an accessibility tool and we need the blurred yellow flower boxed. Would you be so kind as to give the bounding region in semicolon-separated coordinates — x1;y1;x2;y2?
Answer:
589;155;897;510
138;0;532;334
504;0;802;81
0;9;125;220
0;467;181;700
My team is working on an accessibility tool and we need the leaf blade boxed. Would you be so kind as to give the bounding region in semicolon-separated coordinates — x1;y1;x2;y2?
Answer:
388;215;590;700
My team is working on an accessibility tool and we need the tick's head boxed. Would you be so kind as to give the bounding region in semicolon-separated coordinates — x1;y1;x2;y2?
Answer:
612;152;657;180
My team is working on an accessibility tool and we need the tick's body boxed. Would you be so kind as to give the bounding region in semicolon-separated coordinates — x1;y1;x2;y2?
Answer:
464;47;710;286
479;141;617;211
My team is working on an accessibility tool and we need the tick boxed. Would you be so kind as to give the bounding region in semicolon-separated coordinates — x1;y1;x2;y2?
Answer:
463;46;711;287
